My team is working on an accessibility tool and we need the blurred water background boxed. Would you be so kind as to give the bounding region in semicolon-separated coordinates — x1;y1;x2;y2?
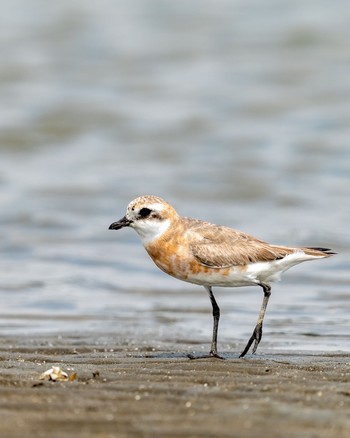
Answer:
0;0;349;354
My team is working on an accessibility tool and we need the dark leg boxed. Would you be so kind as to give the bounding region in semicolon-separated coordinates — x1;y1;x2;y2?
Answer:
188;286;225;360
207;286;222;357
239;283;271;358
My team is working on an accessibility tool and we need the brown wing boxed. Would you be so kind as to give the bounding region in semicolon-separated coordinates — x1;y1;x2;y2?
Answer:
185;218;293;268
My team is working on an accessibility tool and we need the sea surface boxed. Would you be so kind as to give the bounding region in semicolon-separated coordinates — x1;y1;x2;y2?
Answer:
0;0;349;354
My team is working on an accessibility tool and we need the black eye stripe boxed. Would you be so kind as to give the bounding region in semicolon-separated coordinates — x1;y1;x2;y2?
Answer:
139;207;152;218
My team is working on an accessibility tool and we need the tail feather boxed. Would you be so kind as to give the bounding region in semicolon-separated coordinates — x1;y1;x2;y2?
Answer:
303;247;336;257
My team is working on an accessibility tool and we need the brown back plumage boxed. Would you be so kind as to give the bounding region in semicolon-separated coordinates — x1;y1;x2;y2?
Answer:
185;218;334;268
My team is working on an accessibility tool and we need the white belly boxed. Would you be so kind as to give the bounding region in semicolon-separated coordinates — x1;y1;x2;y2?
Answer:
186;251;321;287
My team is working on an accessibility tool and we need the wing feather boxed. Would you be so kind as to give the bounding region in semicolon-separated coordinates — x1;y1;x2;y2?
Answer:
185;218;293;268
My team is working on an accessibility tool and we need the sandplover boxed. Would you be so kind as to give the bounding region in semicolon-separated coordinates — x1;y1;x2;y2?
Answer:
109;195;334;359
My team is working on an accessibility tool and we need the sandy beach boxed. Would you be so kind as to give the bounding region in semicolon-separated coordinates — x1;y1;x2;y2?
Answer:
1;3;350;437
0;335;349;438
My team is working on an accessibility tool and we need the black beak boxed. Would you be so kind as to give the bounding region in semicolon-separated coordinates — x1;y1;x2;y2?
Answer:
109;216;131;230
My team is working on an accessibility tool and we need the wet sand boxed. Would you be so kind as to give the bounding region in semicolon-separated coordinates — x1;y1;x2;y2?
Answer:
0;335;349;438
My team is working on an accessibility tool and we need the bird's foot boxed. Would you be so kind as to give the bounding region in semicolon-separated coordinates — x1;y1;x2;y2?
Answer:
239;323;263;358
188;351;225;360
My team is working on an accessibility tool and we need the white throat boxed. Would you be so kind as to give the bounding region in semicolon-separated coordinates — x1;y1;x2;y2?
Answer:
132;218;171;246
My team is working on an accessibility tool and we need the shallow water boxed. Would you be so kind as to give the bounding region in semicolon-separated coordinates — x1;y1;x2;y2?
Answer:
0;0;349;353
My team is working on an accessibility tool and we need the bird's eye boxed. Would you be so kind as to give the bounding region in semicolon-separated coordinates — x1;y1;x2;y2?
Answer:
139;207;152;218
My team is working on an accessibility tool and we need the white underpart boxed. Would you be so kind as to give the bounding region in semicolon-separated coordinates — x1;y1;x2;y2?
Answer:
131;217;171;246
188;251;326;287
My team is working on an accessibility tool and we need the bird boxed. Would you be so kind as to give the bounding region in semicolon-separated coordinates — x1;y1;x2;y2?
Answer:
109;195;335;359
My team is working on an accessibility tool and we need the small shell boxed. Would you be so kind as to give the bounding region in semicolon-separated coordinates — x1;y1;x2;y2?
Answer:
39;366;69;382
69;372;77;382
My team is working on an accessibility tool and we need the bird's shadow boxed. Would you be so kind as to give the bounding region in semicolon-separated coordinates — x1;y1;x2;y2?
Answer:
129;352;251;360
